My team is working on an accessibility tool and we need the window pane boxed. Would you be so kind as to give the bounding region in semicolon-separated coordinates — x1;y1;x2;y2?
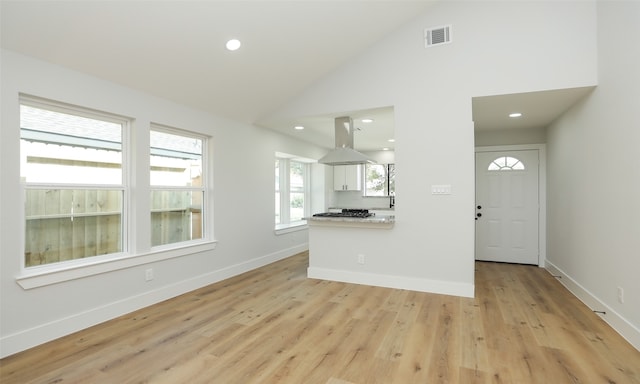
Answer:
275;160;281;224
21;99;127;268
488;156;526;171
290;192;304;222
289;161;305;221
151;190;203;247
24;189;123;267
365;164;387;196
150;130;202;187
275;191;281;224
275;156;310;227
20;105;122;184
275;160;280;191
388;164;396;195
290;161;304;189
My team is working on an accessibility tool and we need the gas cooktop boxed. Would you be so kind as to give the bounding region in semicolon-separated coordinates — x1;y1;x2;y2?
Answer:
312;209;373;218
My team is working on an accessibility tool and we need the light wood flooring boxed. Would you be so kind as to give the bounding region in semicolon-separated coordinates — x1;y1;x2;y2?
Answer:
1;251;639;383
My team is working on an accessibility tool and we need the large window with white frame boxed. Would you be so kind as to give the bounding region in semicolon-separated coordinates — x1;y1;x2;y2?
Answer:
275;154;310;229
20;96;127;267
150;126;206;248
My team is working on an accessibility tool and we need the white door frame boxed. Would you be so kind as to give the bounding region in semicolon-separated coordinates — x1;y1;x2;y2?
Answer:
475;144;547;267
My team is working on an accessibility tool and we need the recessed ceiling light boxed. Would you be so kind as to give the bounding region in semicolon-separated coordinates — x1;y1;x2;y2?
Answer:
382;147;389;151
294;125;304;130
361;118;374;123
509;112;522;118
388;139;395;143
226;39;241;51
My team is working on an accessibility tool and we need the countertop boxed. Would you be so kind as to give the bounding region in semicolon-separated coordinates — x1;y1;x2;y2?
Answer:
306;214;395;228
328;207;395;212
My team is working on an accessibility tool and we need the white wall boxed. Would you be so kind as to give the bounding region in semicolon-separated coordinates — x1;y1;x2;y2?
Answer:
266;1;597;295
546;1;640;349
475;127;546;147
332;191;394;211
0;50;326;357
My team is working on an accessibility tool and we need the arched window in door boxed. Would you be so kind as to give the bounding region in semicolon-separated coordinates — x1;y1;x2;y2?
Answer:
488;156;525;171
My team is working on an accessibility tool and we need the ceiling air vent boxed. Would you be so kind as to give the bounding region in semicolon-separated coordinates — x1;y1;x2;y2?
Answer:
424;25;452;48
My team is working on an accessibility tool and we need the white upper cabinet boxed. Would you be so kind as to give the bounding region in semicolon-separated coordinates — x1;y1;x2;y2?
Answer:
334;165;362;191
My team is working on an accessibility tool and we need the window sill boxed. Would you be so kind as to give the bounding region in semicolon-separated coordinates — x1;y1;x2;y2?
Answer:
16;240;218;290
274;221;308;235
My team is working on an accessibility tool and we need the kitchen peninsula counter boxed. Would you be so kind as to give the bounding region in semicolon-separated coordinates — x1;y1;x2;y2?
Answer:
306;212;396;288
306;214;394;229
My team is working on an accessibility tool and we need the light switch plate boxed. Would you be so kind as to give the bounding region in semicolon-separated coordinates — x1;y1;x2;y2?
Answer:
431;184;452;195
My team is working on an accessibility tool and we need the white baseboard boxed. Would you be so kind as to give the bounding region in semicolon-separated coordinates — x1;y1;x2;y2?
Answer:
307;266;474;298
0;244;308;358
545;260;640;351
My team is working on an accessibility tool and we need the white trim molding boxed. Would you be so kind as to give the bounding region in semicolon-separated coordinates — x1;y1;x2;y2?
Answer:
1;244;307;358
545;260;640;351
307;267;474;298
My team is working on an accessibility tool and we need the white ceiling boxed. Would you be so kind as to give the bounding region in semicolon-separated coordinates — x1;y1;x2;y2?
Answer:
1;1;594;152
472;87;595;133
0;1;433;122
273;106;397;152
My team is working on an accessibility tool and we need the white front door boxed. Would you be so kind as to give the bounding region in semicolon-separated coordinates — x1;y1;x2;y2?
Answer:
475;150;539;264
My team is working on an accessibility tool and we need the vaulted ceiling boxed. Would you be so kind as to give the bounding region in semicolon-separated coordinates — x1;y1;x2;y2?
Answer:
1;1;593;152
1;1;432;120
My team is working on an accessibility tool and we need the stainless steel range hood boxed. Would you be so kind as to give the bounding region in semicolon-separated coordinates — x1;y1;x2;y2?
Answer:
318;116;374;166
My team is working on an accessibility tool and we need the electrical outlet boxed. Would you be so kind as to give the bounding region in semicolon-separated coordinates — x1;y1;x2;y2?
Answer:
145;268;154;282
617;286;624;304
357;254;365;265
